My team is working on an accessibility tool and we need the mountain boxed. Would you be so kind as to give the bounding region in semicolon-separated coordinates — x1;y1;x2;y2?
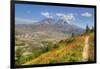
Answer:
33;18;84;34
15;18;84;36
37;18;56;24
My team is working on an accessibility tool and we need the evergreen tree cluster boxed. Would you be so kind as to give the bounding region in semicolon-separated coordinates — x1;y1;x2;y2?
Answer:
85;25;94;33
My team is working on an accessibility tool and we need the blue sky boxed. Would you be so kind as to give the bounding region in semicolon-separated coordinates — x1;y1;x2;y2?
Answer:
15;4;94;29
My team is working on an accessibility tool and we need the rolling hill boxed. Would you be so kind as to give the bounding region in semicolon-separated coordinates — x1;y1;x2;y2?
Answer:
23;32;95;65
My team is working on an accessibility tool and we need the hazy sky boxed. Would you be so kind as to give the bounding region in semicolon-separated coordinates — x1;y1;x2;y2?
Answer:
15;4;95;29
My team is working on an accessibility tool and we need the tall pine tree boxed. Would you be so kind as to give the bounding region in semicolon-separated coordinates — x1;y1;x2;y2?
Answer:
85;24;90;32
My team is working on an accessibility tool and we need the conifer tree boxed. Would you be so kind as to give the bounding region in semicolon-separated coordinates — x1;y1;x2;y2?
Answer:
72;33;74;37
86;24;90;32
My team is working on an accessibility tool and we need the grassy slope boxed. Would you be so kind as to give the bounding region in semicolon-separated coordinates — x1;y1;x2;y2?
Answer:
23;32;94;65
23;36;85;65
88;32;95;61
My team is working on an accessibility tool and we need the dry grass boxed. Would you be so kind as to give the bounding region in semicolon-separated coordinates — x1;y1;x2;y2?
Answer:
23;36;85;65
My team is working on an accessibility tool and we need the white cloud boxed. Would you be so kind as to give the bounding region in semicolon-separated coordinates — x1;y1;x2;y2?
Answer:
56;13;65;17
41;12;53;18
81;12;92;17
56;13;75;24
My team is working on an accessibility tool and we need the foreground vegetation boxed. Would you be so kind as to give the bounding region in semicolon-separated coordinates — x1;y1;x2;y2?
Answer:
15;26;95;65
